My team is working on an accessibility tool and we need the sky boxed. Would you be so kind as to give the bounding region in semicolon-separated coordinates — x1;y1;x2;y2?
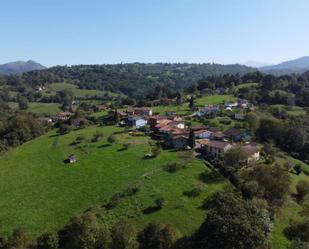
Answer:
0;0;309;67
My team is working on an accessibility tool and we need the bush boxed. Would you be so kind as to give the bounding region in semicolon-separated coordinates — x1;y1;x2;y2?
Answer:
92;131;103;142
184;184;206;197
294;164;303;175
296;180;309;201
163;163;184;173
151;146;161;158
155;197;165;209
107;134;117;143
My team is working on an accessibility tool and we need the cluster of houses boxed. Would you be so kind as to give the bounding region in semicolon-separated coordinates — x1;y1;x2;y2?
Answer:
118;106;260;164
196;99;255;120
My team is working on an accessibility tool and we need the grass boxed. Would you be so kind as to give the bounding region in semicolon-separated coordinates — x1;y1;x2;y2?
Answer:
44;83;121;99
27;102;61;115
271;105;306;116
233;82;259;91
195;95;237;107
0;125;225;237
152;95;237;116
271;154;309;249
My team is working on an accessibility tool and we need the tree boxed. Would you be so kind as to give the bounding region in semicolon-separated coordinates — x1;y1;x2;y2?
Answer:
151;145;161;158
245;112;260;135
59;212;111;249
37;232;59;249
193;191;271;249
108;134;117;144
113;109;120;124
284;218;309;242
6;228;33;249
111;220;138;249
296;180;309;201
223;144;247;169
138;222;180;249
188;129;195;149
288;240;309;249
294;164;303;175
155;196;165;209
188;96;195;109
242;164;291;205
176;92;182;105
58;124;72;135
17;96;29;110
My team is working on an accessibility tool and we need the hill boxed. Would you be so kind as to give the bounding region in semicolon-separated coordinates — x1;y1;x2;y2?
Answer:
0;125;225;236
260;56;309;75
0;60;46;75
1;63;255;98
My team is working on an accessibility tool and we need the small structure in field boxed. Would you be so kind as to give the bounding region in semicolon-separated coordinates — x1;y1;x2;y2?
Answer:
67;154;77;164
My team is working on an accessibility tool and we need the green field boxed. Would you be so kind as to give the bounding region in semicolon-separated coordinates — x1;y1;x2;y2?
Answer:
196;95;237;107
271;105;306;116
44;83;121;99
152;95;237;115
0;125;225;237
27;102;61;115
233;82;259;91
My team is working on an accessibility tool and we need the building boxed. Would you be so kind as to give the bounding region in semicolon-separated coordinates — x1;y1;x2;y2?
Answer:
127;107;153;117
194;130;213;139
196;105;221;117
234;113;245;120
127;116;147;128
171;135;189;150
242;144;260;163
68;154;77;164
224;128;248;142
199;140;232;159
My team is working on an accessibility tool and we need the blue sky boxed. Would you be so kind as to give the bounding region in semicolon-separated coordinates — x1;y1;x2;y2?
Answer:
0;0;308;66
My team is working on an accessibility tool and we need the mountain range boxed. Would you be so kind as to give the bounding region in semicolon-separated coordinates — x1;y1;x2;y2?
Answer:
259;56;309;75
1;56;309;76
0;60;46;75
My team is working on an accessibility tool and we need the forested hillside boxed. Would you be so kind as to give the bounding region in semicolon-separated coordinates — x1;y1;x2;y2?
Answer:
0;63;254;98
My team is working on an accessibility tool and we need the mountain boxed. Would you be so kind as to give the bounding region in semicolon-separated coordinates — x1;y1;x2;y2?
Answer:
260;56;309;75
241;60;272;68
0;60;46;75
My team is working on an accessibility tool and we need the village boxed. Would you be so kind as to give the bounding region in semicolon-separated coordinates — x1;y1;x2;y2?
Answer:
41;97;260;165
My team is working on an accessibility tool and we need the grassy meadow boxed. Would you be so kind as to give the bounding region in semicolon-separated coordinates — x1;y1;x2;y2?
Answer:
0;125;225;237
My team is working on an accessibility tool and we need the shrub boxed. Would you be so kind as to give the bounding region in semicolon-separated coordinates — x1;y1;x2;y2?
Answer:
155;197;165;209
296;180;309;201
294;164;303;175
108;134;117;144
163;163;184;173
184;184;206;197
151;146;161;158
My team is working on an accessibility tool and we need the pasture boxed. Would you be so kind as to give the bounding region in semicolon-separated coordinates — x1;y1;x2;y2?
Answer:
0;125;225;237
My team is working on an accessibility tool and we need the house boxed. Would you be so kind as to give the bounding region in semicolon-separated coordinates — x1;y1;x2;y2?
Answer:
96;104;107;111
234;113;245;120
242;144;260;163
149;116;171;129
203;140;232;159
224;101;238;109
224;128;248;142
194;130;213;139
37;117;53;125
171;135;189;150
58;112;71;120
127;116;147;128
127;107;152;117
68;154;77;164
196;105;220;117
